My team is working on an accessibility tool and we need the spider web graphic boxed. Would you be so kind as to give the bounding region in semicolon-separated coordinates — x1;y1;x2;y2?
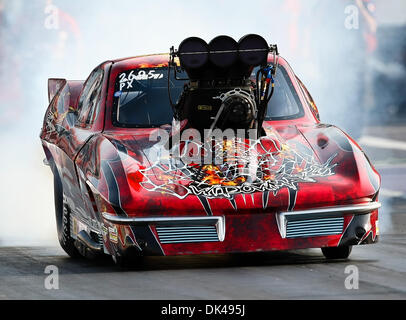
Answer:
139;137;338;201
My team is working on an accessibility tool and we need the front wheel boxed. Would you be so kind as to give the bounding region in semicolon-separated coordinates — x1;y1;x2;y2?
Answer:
321;246;352;260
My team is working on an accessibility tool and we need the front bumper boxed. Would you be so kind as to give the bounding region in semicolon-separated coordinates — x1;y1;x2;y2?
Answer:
101;201;380;256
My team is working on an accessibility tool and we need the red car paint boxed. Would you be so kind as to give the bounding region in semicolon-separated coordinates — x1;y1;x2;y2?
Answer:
41;54;380;258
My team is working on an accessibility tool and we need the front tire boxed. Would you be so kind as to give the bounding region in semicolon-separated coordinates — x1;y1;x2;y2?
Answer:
321;246;352;260
112;247;143;268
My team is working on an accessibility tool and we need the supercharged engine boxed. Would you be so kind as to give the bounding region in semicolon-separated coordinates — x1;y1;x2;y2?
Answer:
168;34;279;136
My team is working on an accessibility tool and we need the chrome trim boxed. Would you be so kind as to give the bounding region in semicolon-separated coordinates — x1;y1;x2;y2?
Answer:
156;225;219;244
286;217;344;238
101;213;226;242
276;202;381;239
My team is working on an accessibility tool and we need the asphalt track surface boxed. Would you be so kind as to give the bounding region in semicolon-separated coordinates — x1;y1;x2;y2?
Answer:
1;125;406;300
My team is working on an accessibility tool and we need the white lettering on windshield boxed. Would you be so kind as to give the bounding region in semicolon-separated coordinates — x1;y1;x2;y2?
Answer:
119;70;164;90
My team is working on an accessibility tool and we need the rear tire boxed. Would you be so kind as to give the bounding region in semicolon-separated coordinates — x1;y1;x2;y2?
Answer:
321;246;352;260
53;168;81;258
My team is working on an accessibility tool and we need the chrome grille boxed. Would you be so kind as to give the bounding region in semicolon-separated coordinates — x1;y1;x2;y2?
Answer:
156;225;220;244
286;217;344;238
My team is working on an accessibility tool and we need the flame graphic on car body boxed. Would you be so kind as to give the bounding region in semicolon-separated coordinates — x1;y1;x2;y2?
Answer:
139;137;338;202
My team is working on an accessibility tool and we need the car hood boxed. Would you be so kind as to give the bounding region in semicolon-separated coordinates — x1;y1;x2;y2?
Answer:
100;124;380;216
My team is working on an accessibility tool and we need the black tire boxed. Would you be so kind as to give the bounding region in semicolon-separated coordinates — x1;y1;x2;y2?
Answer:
53;168;81;258
321;246;352;260
112;247;143;268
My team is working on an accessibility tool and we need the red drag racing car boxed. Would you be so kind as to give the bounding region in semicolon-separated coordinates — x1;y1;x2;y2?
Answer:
41;35;381;265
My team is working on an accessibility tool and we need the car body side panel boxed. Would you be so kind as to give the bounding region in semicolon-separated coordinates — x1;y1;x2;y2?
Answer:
41;62;112;227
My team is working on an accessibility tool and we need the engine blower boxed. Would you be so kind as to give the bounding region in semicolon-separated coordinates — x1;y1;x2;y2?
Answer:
168;34;279;136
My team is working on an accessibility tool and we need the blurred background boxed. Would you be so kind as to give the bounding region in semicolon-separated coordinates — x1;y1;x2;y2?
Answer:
0;0;405;245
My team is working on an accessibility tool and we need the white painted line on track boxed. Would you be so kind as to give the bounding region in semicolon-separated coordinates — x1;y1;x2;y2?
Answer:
380;188;405;198
359;136;406;151
374;162;406;169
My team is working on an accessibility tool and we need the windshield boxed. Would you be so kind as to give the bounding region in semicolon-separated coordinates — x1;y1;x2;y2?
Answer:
112;67;185;127
252;66;304;120
112;65;303;127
